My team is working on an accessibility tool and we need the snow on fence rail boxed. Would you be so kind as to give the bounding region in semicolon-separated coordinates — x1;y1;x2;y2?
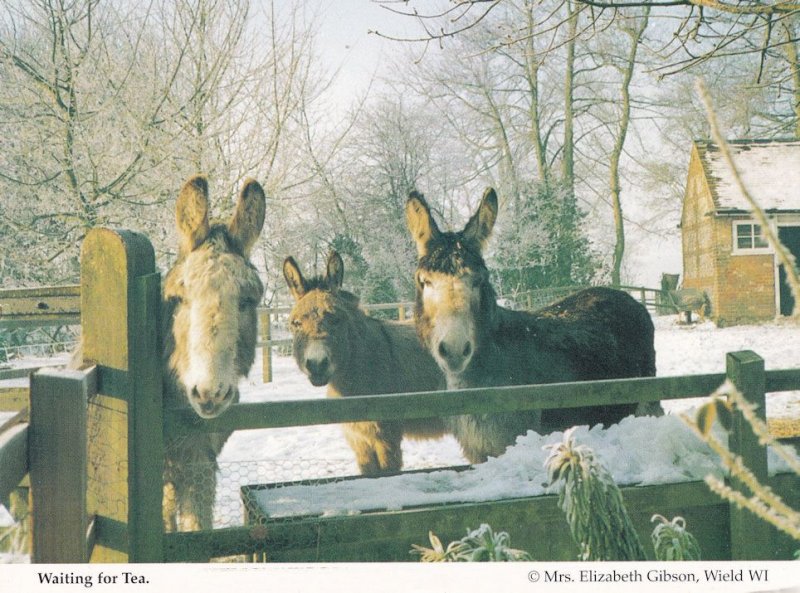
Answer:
1;227;794;563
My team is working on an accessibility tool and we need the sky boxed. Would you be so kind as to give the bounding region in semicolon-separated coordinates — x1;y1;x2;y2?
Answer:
309;0;411;105
297;0;687;288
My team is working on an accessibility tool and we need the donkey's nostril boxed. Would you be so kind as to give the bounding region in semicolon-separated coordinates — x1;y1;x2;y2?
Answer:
306;357;329;376
191;386;200;398
438;342;448;359
463;342;472;357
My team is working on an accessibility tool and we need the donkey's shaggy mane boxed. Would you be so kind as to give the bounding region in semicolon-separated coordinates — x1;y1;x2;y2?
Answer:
417;232;486;278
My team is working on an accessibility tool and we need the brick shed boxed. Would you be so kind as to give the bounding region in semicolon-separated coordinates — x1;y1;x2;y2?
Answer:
681;138;800;326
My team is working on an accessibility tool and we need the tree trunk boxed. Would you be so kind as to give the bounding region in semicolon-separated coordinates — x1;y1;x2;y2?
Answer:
610;9;649;288
557;0;579;284
783;18;800;137
524;0;548;184
562;0;577;193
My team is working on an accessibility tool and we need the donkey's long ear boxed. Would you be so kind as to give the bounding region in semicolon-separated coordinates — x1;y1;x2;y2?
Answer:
463;188;498;251
325;251;344;291
405;191;440;258
176;175;210;254
229;179;266;256
283;257;307;301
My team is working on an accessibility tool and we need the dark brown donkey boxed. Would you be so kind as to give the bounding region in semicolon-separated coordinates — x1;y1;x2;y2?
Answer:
283;251;447;475
161;175;266;531
405;188;660;464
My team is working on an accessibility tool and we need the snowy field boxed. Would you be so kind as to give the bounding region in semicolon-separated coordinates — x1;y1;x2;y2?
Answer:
1;315;799;531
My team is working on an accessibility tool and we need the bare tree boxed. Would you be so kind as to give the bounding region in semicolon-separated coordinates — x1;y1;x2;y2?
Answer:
0;0;174;283
0;0;327;288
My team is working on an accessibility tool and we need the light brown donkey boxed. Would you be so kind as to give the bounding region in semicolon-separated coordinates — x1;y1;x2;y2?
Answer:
161;175;266;531
283;251;447;475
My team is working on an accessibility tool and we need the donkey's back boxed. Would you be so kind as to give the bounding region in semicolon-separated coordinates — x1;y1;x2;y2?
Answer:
534;286;655;379
526;286;657;432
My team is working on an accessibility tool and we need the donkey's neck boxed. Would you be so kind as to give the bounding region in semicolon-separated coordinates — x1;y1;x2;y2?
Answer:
328;312;396;396
449;302;540;388
161;297;188;410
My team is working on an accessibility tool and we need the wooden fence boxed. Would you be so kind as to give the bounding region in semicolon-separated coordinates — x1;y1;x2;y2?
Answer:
1;227;797;562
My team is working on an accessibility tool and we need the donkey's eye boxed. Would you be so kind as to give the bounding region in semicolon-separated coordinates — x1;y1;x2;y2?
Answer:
290;318;302;329
418;275;431;289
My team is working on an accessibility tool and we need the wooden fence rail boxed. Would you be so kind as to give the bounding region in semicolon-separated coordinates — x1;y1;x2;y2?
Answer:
0;285;80;329
164;373;727;434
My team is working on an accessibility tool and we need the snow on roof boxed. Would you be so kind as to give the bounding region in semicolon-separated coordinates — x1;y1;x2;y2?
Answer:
696;139;800;213
250;414;796;519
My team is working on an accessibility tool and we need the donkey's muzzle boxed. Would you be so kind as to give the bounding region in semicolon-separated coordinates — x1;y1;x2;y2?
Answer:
436;337;473;374
305;357;331;386
190;385;236;418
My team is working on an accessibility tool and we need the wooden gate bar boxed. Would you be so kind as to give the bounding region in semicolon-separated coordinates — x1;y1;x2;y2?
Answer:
127;272;164;562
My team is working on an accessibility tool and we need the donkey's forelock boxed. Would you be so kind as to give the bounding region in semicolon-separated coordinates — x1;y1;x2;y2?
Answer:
418;231;487;279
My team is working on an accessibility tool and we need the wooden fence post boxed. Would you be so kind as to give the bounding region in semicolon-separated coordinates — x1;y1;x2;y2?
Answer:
725;350;772;560
80;228;163;562
261;310;273;383
29;368;93;562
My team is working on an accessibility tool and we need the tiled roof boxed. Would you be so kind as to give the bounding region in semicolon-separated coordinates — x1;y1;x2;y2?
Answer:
695;139;800;212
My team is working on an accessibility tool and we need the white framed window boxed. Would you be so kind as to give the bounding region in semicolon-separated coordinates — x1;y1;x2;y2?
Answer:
732;221;771;254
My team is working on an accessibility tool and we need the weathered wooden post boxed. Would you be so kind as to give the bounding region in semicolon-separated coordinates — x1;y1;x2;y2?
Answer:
261;310;273;384
725;350;772;560
79;228;164;562
29;368;93;562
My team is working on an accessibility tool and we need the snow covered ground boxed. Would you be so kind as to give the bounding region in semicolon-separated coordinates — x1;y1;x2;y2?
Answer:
1;315;799;531
252;415;796;519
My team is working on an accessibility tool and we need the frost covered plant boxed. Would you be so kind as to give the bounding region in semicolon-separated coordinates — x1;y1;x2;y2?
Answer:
411;524;532;562
651;514;701;561
683;383;800;543
411;531;457;562
0;490;29;557
545;427;647;561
